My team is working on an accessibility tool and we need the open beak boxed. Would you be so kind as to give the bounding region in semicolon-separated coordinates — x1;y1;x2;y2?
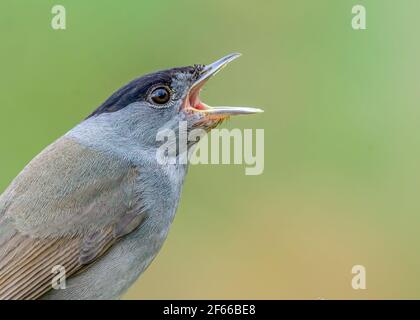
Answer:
185;53;263;117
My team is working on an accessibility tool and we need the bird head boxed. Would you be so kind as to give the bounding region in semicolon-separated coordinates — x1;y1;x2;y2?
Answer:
86;53;262;150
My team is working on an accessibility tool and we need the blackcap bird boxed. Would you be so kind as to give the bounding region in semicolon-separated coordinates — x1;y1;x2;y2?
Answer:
0;53;262;300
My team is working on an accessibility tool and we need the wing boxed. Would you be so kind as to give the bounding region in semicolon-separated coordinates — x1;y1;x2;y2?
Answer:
0;137;146;299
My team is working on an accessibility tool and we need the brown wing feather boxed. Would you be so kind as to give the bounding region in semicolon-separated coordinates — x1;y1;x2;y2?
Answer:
0;137;146;300
0;225;117;300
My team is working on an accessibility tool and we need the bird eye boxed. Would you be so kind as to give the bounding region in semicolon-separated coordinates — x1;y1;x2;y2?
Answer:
149;86;171;105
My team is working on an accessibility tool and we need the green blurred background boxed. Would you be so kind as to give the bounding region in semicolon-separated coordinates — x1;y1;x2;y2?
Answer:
1;0;420;299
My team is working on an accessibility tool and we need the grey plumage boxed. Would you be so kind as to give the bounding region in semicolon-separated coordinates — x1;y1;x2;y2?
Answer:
0;54;262;299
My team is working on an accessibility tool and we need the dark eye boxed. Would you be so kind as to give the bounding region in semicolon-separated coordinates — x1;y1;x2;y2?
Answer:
149;86;171;105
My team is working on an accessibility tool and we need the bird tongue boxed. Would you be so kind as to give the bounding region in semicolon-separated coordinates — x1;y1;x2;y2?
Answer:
193;102;208;110
185;53;264;116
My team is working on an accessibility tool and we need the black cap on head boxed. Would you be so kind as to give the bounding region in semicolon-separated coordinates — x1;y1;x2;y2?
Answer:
88;66;200;119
